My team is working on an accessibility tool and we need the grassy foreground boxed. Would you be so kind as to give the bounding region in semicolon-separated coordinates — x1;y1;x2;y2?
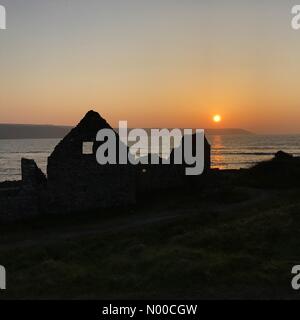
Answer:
1;171;300;299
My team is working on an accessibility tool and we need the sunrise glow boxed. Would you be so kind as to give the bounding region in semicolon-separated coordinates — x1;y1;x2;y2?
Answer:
213;115;222;123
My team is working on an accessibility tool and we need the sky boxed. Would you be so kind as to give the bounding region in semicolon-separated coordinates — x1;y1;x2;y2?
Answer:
0;0;300;133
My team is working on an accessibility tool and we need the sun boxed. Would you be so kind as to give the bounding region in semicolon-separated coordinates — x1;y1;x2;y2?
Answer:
213;114;222;123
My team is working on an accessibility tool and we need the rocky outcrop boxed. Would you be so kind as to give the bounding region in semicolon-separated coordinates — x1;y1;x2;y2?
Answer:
274;150;293;161
241;150;300;188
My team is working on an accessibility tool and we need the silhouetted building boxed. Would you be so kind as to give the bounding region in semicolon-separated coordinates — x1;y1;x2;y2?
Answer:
47;111;136;213
0;110;211;221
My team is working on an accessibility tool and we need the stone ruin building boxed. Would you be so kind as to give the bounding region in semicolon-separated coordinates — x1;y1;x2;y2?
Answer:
0;111;211;222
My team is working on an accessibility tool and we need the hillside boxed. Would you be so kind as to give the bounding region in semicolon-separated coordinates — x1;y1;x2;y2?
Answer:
0;124;252;139
0;124;72;139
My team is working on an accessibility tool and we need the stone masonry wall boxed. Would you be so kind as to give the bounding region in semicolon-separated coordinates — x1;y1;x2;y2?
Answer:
0;159;46;222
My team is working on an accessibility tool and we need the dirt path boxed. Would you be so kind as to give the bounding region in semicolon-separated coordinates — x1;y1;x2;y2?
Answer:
0;210;184;250
0;187;277;250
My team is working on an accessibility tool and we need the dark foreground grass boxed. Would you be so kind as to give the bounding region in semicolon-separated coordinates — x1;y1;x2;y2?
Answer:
1;186;300;299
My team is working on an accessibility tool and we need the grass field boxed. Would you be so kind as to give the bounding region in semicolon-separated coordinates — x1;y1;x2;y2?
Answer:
1;170;300;300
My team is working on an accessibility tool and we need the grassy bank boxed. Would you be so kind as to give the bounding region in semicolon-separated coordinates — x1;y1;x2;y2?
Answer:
1;173;300;299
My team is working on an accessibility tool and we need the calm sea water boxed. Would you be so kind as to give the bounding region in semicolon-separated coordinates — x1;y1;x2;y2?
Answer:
0;135;300;182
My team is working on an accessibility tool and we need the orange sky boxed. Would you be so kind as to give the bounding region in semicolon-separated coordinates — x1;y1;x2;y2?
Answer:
0;1;300;133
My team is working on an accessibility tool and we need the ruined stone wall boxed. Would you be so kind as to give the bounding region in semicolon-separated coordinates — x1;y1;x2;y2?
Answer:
0;159;46;222
0;111;212;222
46;156;136;214
46;111;136;214
136;133;211;193
136;164;186;193
0;182;23;222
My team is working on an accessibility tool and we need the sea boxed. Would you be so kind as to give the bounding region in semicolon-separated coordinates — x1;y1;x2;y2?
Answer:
0;135;300;182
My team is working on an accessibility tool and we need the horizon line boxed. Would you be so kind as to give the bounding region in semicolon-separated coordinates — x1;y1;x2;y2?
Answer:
1;122;300;135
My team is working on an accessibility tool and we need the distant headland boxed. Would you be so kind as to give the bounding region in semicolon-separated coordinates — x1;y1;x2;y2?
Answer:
0;124;253;140
204;128;253;135
0;124;72;139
